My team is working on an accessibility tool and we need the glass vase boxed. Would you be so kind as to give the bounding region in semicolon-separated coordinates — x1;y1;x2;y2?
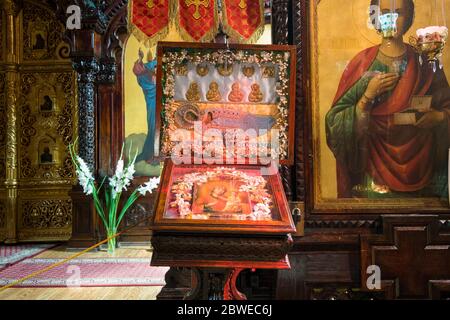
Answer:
107;229;117;255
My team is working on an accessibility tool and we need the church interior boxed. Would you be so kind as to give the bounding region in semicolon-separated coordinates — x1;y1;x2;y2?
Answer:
0;0;450;301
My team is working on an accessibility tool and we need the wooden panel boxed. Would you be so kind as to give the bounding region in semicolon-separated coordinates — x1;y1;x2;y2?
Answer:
361;215;450;299
67;188;97;248
17;189;72;241
276;250;360;299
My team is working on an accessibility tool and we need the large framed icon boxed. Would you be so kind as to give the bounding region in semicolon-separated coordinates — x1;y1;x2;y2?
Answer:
308;0;450;211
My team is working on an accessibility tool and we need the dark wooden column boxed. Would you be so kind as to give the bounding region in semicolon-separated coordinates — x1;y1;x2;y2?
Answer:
68;55;99;248
97;2;128;178
97;58;117;177
66;0;108;247
272;0;291;44
291;0;307;203
272;0;294;201
74;57;99;170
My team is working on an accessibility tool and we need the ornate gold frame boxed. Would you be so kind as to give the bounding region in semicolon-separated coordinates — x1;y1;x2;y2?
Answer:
156;42;297;165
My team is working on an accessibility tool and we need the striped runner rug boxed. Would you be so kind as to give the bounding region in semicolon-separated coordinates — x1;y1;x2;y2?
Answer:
0;244;55;270
0;257;168;288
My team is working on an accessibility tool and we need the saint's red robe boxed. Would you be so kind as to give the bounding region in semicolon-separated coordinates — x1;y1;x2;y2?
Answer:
329;45;450;197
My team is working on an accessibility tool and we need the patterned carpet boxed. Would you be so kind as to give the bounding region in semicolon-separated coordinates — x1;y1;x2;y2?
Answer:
0;244;55;270
0;245;168;288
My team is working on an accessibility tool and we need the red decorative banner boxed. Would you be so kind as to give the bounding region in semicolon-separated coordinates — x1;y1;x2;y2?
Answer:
128;0;173;47
222;0;265;43
177;0;219;42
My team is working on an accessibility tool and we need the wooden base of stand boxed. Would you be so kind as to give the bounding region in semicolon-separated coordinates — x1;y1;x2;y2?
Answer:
185;267;247;300
156;267;192;300
151;217;294;301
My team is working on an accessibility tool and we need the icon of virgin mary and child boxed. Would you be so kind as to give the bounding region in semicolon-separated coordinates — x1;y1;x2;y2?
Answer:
192;183;252;215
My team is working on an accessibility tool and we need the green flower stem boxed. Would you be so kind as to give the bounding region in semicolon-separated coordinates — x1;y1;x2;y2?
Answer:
116;190;140;230
106;228;117;254
92;184;107;228
69;139;153;255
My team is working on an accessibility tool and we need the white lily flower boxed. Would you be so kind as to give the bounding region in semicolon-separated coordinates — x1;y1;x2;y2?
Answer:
76;156;93;179
137;177;160;196
109;176;121;199
75;156;94;195
77;171;94;195
109;159;137;199
122;163;135;190
124;164;135;181
115;159;124;177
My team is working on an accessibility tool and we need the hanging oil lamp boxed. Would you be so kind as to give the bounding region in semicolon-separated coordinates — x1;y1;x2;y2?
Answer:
410;0;448;72
414;26;448;72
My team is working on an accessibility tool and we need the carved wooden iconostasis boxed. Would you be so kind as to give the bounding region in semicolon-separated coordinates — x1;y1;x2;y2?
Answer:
0;0;76;243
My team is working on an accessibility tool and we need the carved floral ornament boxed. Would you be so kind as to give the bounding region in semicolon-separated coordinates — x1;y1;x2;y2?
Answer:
2;0;22;16
18;72;76;181
22;199;72;229
22;1;70;61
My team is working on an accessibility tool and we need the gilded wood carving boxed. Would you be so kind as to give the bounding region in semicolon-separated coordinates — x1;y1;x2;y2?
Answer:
0;0;76;242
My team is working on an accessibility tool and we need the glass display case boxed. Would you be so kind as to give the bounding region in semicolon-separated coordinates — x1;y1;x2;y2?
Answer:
151;42;297;300
153;161;294;234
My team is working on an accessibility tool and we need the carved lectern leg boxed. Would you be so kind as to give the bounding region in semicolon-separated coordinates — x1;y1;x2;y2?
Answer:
184;268;202;300
184;268;247;300
157;267;192;300
223;268;247;300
